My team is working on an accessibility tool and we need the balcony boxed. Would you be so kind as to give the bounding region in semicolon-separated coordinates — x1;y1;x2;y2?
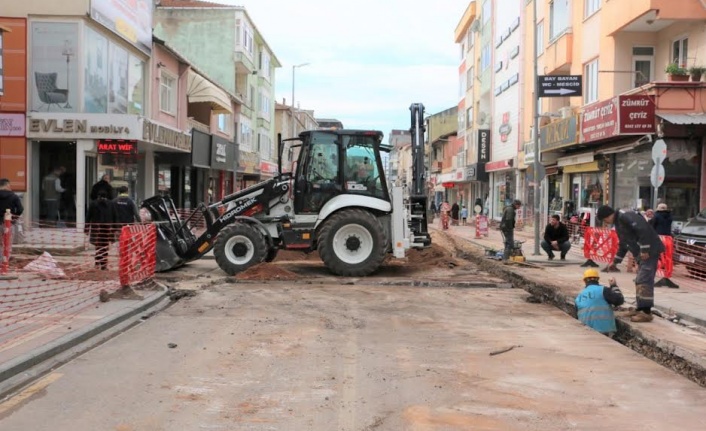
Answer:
234;51;255;74
431;161;443;173
604;0;706;36
187;118;210;134
544;31;572;74
257;117;270;128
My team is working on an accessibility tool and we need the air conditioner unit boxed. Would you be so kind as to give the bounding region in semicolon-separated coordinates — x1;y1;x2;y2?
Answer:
559;106;574;119
477;111;489;125
470;20;480;33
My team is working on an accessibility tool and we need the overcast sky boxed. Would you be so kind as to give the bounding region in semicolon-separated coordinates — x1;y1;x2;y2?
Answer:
217;0;469;136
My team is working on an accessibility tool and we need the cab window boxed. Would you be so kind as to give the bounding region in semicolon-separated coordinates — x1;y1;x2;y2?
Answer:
343;136;385;199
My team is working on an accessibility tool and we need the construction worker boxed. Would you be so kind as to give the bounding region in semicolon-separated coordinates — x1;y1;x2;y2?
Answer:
575;268;625;336
597;204;664;323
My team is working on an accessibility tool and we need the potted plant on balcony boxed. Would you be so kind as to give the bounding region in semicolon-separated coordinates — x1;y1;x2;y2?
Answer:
689;66;706;82
665;63;689;81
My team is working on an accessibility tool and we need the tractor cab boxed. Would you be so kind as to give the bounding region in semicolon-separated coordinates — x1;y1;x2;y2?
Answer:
282;130;389;214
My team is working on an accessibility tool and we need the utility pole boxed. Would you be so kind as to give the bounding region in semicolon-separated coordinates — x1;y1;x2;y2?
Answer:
291;62;310;138
532;0;541;255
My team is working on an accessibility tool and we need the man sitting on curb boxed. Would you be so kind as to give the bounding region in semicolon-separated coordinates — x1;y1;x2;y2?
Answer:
597;204;664;323
575;269;624;336
541;214;571;260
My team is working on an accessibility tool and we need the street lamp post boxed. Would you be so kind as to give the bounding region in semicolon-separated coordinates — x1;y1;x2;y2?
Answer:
291;62;310;138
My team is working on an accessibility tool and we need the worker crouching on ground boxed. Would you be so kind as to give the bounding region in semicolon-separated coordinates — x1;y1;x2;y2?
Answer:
575;269;624;336
541;214;571;260
597;205;664;323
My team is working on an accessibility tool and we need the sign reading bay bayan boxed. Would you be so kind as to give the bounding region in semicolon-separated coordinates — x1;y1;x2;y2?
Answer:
580;95;655;143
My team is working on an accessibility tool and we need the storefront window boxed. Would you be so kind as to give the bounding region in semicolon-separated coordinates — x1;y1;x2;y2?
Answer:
128;55;145;114
493;171;516;219
31;22;80;112
84;27;108;113
570;172;604;209
108;43;129;114
97;154;138;200
614;145;700;219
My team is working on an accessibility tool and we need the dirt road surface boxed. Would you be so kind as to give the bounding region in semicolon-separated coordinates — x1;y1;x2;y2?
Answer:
2;277;706;430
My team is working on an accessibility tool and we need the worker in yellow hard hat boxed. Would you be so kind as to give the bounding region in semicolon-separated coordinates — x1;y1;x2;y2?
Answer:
575;268;625;336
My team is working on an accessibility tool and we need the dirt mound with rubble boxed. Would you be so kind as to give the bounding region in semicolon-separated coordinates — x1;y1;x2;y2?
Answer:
234;263;301;281
274;250;320;262
11;257;120;281
404;244;459;269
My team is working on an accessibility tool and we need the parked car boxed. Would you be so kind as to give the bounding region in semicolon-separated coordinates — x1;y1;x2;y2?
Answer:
674;208;706;278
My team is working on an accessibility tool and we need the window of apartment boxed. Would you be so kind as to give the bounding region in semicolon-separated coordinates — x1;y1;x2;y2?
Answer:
584;0;600;18
633;46;654;87
458;110;466;132
260;51;271;77
0;31;4;95
217;113;229;133
672;37;688;66
584;59;599;103
536;21;544;56
459;73;466;98
467;25;475;50
243;25;254;55
460;42;466;60
159;70;177;115
550;0;570;40
466;66;474;90
259;91;270;119
240;122;253;151
480;43;491;71
482;0;491;26
466;106;474;127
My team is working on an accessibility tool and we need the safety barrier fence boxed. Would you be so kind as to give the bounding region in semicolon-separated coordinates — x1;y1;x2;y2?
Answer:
0;221;157;348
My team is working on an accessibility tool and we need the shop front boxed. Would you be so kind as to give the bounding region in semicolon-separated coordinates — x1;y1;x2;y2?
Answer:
144;118;193;208
485;159;515;220
260;160;279;180
209;134;237;201
237;151;260;190
464;162;488;215
183;129;237;205
26;113;145;225
558;153;606;218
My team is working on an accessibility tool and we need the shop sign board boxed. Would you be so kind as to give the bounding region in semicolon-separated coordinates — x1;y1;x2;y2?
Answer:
211;135;236;172
580;95;655;143
477;129;490;163
97;139;137;155
538;75;583;98
141;118;191;152
238;150;261;174
0;113;26;136
484;159;513;172
540;115;578;152
91;0;153;54
26;113;140;140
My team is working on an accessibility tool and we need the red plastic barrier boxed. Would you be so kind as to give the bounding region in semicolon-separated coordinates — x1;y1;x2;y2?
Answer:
118;224;157;287
657;235;674;278
1;209;11;274
583;227;619;263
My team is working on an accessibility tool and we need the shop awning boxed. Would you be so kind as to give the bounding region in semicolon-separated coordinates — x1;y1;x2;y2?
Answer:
186;70;233;114
657;112;706;125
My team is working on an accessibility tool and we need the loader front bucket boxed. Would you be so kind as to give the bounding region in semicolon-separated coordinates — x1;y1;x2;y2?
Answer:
141;195;196;272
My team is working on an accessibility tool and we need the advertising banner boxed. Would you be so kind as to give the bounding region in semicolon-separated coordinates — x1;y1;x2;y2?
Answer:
91;0;153;54
618;95;655;134
30;22;80;113
581;95;655;143
477;129;490;163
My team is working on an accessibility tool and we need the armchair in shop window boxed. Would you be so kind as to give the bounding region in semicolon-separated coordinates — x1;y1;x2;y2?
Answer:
34;72;69;111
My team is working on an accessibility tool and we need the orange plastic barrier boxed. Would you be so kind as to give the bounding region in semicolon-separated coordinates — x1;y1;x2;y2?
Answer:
118;224;157;287
583;227;619;264
657;235;674;279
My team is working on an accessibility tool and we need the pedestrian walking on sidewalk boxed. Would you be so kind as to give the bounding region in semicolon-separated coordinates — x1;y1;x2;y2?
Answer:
451;202;460;226
575;269;624;336
541;214;571;260
0;178;23;256
500;199;522;262
651;203;673;236
597;205;664;323
461;205;468;226
86;191;119;270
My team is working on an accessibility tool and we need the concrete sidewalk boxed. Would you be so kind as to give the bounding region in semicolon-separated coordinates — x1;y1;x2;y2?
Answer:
434;220;706;328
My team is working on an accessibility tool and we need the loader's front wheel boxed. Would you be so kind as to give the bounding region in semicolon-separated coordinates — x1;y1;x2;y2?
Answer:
317;209;387;277
214;223;267;275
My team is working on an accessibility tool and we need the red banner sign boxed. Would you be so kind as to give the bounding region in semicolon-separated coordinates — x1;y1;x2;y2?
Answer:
581;95;655;143
97;140;138;155
484;159;513;172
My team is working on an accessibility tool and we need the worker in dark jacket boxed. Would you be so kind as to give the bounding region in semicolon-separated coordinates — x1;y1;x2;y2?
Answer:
597;205;664;323
500;199;522;262
650;203;673;236
541;214;571;260
113;186;140;227
85;191;119;270
90;174;115;201
575;269;624;335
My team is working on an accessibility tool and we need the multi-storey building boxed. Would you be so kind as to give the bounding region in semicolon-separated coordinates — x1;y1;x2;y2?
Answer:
387;129;411;188
155;0;280;191
522;0;706;223
427;106;459;208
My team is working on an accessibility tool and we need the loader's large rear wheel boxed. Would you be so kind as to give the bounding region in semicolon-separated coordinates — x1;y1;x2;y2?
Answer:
317;209;387;277
214;223;267;275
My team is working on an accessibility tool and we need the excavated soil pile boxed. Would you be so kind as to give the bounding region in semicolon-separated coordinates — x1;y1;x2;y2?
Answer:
11;257;120;281
235;263;301;281
405;244;459;269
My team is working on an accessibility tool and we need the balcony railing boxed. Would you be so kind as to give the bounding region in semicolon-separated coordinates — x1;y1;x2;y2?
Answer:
187;118;210;134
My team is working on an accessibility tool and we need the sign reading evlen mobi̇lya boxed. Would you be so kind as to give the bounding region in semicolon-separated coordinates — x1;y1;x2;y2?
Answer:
537;75;583;98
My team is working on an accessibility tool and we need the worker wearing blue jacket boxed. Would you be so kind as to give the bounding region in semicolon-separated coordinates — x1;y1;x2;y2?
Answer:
575;268;625;335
